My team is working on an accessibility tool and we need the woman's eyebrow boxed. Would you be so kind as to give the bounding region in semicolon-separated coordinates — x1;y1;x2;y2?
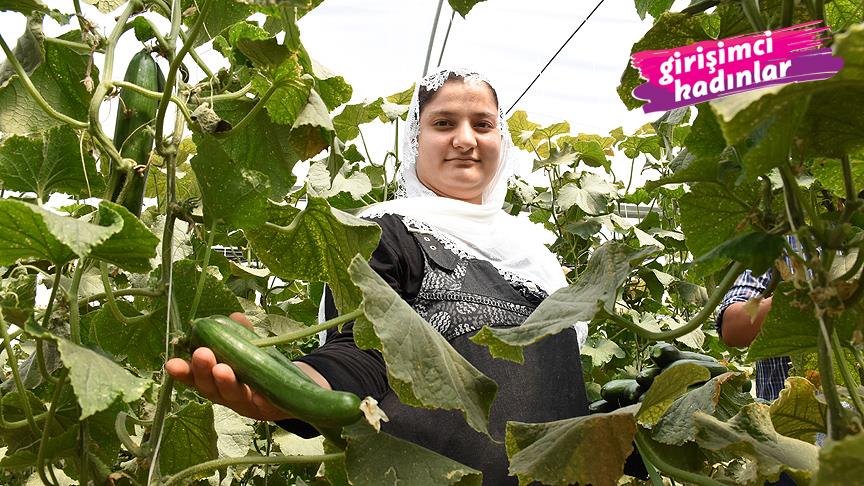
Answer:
425;109;498;118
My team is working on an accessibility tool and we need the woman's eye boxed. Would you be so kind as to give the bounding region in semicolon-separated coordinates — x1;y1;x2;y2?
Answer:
433;120;451;127
476;121;494;129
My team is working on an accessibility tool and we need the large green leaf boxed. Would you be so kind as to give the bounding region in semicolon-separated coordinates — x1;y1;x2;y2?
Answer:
343;422;482;486
769;377;826;443
0;31;94;134
580;337;625;368
653;373;754;445
247;196;380;313
90;201;160;273
637;362;711;428
183;0;253;47
348;256;497;437
0;0;47;15
679;180;759;260
812;431;864;486
333;98;384;142
694;231;785;276
555;172;617;215
160;402;219;476
748;282;858;360
0;199;121;266
56;338;151;419
506;410;637;486
209;99;326;198
826;0;864;32
190;135;270;229
0;16;43;90
84;301;165;371
0;125;102;201
694;403;819;485
710;23;864;159
470;243;657;363
811;155;864;198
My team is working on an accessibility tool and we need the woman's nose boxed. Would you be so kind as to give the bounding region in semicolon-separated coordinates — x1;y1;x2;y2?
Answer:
452;122;477;151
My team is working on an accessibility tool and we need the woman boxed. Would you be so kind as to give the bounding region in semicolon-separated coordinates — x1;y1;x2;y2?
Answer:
167;68;590;485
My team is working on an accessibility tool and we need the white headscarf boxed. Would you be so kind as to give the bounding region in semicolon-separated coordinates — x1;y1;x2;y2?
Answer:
360;67;588;345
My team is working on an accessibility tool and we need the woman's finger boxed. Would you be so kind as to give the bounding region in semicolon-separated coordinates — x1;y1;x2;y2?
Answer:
190;347;222;401
165;358;195;387
211;363;251;405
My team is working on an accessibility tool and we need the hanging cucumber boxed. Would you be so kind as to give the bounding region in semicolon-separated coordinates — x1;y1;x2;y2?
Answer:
189;316;363;427
106;49;164;217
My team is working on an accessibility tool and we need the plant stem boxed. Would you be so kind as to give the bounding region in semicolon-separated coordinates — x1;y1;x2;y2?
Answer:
115;412;146;457
44;37;92;52
0;410;49;429
88;0;141;174
98;262;153;324
0;311;41;435
635;428;724;486
154;0;213;146
781;0;795;27
251;308;364;347
111;80;194;126
68;261;86;344
163;453;344;486
187;221;217;322
78;286;164;308
41;270;63;330
816;315;847;440
0;34;88;128
830;329;864;416
36;370;68;486
207;82;253;102
606;262;745;340
215;80;284;136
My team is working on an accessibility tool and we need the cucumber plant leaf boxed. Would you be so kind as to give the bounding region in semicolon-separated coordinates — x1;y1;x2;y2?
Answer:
91;201;160;273
349;256;498;438
0;199;121;266
207;99;327;198
652;372;754;445
694;403;819;485
710;23;864;159
769;377;827;444
637;362;711;428
248;197;380;313
470;242;658;363
159;401;219;476
56;338;151;419
747;283;859;361
191;135;271;229
343;421;482;486
0;31;95;135
506;410;637;486
183;0;253;47
813;431;864;486
83;301;166;371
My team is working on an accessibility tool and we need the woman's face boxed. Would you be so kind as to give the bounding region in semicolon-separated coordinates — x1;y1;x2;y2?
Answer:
415;79;502;204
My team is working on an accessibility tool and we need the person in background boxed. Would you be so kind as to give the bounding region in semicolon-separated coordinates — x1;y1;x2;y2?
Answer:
716;236;804;400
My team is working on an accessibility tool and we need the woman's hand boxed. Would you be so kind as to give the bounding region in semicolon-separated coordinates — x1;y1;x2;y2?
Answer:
165;312;292;422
